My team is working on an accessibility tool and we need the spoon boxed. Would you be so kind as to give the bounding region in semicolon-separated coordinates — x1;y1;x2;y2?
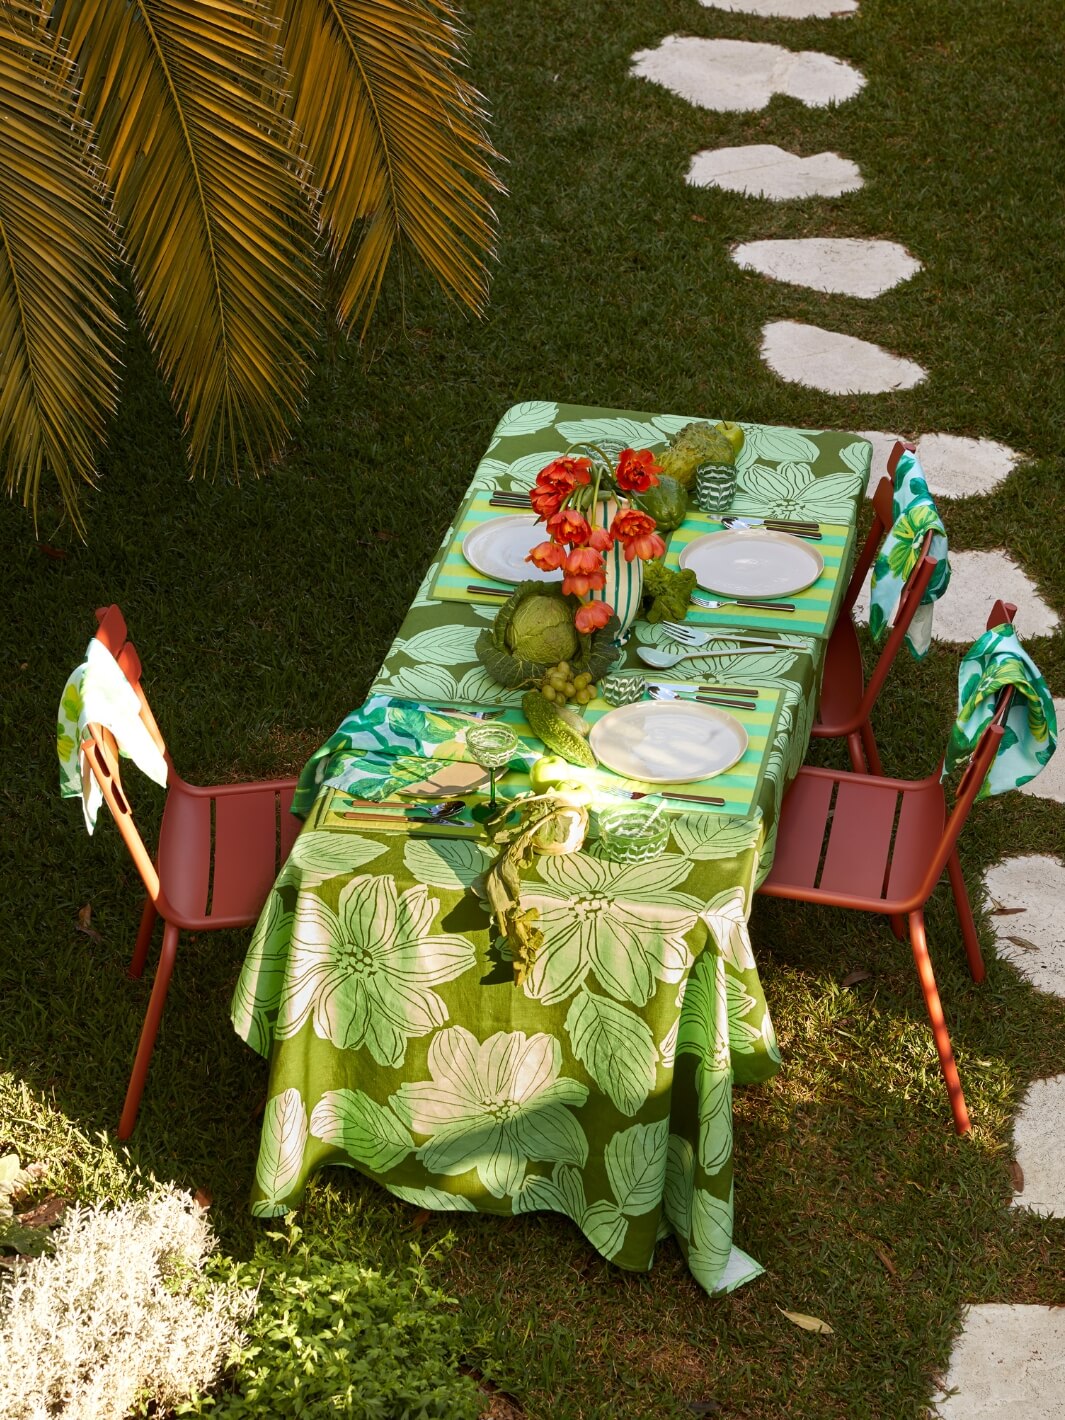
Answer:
637;645;782;669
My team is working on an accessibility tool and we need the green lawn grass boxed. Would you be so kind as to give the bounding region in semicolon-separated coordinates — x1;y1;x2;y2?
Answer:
2;0;1063;1415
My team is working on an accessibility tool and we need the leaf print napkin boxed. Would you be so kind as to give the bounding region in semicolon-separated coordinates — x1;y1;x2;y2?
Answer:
941;622;1057;798
869;450;950;658
292;695;533;815
58;639;168;832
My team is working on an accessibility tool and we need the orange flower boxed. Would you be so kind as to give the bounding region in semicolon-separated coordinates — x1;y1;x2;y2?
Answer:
587;525;614;551
538;455;592;492
530;483;565;520
615;447;661;493
546;508;591;546
610;507;666;562
526;540;567;571
562;555;607;597
575;600;613;634
564;546;603;577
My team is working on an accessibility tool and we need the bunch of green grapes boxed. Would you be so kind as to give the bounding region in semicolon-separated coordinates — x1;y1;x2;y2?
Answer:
539;662;598;705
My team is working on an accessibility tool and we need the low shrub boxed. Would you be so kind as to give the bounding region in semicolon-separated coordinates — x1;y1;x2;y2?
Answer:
0;1184;252;1420
181;1230;484;1420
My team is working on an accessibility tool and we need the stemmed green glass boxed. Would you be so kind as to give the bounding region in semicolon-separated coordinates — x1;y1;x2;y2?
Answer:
465;722;519;811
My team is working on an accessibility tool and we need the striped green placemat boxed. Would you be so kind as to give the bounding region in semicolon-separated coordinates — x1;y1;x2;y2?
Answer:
428;488;539;604
665;513;853;639
419;687;783;818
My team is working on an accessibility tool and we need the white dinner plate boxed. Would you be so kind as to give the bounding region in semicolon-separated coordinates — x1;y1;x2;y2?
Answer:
678;529;824;598
462;515;561;584
588;701;748;784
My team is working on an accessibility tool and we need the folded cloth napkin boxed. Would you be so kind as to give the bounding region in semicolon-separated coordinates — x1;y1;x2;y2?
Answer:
869;449;950;658
292;695;535;815
58;639;169;832
941;622;1057;798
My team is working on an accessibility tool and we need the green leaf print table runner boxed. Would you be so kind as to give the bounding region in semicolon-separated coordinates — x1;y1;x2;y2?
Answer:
232;404;869;1296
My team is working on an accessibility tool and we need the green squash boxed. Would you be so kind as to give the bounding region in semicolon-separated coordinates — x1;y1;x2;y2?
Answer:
632;474;688;534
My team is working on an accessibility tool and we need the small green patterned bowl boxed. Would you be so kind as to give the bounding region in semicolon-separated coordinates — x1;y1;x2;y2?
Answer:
601;672;646;707
596;802;670;863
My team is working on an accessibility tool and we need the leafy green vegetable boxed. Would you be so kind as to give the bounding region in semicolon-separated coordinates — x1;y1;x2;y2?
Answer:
475;580;621;689
641;560;697;625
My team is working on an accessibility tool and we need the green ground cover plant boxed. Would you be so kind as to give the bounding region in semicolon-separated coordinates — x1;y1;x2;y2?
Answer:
1;0;1063;1415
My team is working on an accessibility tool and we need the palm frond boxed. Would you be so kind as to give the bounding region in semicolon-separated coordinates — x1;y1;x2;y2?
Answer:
56;0;320;475
0;0;120;527
280;0;504;334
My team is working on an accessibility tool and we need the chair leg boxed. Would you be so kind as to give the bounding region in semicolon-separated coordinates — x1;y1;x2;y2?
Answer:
118;921;179;1140
908;911;971;1135
129;897;158;979
859;720;884;778
846;731;868;773
947;850;986;983
889;914;906;940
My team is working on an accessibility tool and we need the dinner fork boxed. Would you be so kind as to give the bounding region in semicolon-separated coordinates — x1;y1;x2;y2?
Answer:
690;593;796;613
648;685;754;712
661;621;786;650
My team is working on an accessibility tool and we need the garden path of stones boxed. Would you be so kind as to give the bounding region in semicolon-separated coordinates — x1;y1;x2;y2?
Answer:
629;4;1064;1414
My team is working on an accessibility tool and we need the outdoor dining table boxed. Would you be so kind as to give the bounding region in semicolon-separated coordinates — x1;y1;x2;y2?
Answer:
232;402;871;1295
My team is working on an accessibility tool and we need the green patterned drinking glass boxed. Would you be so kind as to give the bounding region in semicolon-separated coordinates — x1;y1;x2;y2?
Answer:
465;722;519;810
596;801;670;864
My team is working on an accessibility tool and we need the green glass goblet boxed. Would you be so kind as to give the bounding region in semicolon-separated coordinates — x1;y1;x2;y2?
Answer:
465;722;519;814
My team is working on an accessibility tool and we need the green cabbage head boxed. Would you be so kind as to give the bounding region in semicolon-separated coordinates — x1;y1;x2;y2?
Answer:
505;594;578;663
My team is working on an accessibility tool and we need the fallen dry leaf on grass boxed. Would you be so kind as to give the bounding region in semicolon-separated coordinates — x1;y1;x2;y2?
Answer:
17;1196;69;1229
1010;1160;1024;1193
75;904;103;944
874;1247;898;1277
778;1307;834;1335
841;969;873;987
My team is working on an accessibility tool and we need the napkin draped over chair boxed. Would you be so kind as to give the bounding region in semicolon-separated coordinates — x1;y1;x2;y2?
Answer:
58;639;168;832
942;622;1058;798
869;450;950;658
292;695;534;814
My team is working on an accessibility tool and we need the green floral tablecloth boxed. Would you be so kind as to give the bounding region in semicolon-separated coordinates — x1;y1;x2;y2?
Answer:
232;403;869;1295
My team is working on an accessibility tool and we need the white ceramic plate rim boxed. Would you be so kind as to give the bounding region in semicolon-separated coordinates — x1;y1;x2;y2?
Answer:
678;528;824;597
462;514;561;584
588;700;748;784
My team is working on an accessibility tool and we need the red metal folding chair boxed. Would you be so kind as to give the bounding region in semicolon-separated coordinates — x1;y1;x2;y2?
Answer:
813;441;938;774
80;605;300;1138
759;601;1019;1135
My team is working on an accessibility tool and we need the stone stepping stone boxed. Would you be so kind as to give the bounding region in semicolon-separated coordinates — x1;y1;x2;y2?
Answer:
733;238;921;297
630;37;865;112
983;854;1065;997
1012;1077;1065;1217
934;1305;1065;1418
687;145;864;199
858;431;1022;497
760;320;926;393
698;0;858;14
850;549;1060;642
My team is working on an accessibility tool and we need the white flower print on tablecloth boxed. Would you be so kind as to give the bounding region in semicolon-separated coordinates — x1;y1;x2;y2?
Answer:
276;875;475;1066
392;1026;589;1198
519;851;702;1007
